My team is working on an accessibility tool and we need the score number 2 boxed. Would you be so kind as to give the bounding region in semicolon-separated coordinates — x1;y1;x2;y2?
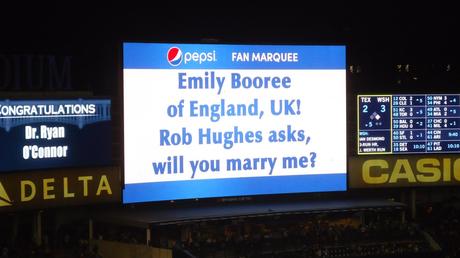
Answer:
362;104;386;113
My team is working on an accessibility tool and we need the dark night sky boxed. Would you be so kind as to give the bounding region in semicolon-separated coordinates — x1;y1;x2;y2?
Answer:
1;2;458;49
1;2;459;92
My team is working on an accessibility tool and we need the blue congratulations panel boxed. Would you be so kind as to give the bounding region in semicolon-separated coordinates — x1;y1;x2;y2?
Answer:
0;99;112;172
123;173;346;203
123;43;345;69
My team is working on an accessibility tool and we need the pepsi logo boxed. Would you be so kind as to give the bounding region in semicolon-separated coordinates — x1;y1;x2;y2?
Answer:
167;47;182;66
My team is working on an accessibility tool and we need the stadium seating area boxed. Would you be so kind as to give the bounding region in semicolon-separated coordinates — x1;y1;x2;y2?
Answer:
154;211;440;258
418;197;460;258
3;199;460;258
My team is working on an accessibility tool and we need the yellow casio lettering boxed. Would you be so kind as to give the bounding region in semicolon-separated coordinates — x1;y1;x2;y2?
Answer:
362;158;460;184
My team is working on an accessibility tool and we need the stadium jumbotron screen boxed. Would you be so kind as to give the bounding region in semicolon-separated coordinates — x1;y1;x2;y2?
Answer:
122;42;347;203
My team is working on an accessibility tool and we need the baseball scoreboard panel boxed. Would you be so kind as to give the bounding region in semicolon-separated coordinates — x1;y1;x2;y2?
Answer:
358;94;460;155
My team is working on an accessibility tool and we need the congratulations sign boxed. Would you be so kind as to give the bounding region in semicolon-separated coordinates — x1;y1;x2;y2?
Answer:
0;99;111;172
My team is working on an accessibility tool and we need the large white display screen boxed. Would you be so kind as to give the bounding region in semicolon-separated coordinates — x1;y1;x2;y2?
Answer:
123;43;347;203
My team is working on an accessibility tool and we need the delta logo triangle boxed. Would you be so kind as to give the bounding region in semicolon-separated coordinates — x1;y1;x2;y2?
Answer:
0;181;12;207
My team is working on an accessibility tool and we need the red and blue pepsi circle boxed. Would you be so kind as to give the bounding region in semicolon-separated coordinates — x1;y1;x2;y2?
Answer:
167;47;182;66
